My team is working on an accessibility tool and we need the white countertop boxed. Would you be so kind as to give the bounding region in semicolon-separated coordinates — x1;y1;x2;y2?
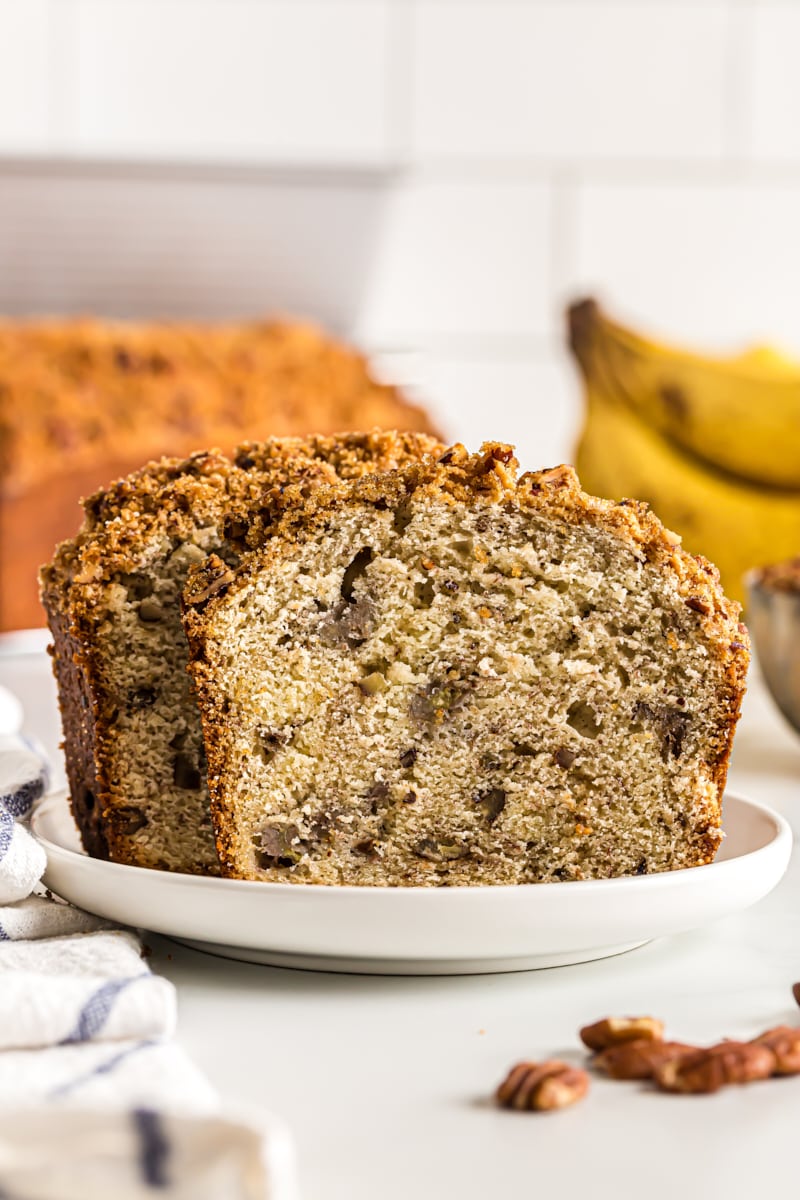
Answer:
4;641;799;1200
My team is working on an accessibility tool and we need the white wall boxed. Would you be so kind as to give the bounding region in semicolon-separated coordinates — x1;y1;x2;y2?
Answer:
1;0;798;471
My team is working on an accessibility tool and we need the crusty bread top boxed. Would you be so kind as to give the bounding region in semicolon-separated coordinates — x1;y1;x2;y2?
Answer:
40;430;445;616
187;442;748;651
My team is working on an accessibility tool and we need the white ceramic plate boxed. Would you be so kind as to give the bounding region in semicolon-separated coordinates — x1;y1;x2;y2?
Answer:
31;789;791;975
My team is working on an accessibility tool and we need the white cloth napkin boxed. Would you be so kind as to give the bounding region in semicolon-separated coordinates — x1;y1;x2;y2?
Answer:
0;1107;296;1200
0;726;296;1199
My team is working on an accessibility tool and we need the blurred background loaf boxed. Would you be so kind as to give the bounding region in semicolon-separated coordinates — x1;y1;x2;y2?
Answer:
0;317;437;629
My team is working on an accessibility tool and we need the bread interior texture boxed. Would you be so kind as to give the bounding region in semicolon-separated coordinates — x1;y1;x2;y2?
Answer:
85;530;224;872
42;432;443;874
191;479;740;886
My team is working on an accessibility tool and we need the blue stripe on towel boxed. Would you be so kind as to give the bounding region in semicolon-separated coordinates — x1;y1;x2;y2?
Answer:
0;921;8;941
2;771;46;818
60;975;145;1045
49;1038;157;1099
0;807;13;865
133;1109;170;1189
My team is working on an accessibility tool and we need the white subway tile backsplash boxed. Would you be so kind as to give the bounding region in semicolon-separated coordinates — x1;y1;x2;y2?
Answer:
411;2;729;162
746;4;800;162
356;178;553;342
74;0;391;161
0;0;50;150
567;179;800;353
406;351;581;472
0;164;391;328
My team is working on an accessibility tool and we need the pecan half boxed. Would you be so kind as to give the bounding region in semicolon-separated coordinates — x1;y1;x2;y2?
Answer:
654;1041;775;1094
751;1026;800;1075
496;1060;589;1112
594;1039;697;1081
580;1016;664;1053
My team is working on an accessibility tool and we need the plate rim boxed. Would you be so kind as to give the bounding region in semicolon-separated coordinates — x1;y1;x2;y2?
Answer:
31;788;792;900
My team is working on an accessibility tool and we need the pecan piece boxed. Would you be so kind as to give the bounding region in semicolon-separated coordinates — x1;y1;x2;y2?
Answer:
496;1060;589;1112
654;1041;775;1094
580;1016;664;1052
751;1026;800;1075
138;600;164;624
793;982;800;1008
184;555;235;606
594;1039;697;1081
172;753;201;790
114;806;148;835
474;787;506;825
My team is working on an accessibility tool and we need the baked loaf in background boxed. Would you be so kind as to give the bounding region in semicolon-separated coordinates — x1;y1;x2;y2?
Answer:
183;444;749;887
41;431;444;875
4;317;439;630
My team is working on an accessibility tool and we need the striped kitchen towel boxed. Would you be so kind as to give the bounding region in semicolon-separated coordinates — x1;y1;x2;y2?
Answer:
0;718;296;1198
0;731;49;904
0;1105;296;1200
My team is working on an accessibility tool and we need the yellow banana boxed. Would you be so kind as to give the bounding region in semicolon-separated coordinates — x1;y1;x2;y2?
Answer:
568;299;800;489
569;300;800;603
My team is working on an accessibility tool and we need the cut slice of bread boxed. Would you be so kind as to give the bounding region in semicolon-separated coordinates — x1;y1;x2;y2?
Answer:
183;444;749;887
41;431;443;874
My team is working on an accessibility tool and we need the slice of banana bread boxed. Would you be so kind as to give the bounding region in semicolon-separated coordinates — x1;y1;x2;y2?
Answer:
41;431;443;874
183;444;749;886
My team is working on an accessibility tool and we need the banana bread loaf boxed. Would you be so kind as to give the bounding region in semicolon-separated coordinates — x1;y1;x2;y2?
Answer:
5;317;439;631
183;444;749;886
41;431;444;874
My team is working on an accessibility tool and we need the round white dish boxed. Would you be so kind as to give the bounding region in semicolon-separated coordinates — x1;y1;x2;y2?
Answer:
32;789;791;976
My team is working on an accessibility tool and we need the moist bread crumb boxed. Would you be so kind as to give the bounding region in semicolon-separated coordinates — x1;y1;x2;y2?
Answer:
41;431;444;874
183;443;749;887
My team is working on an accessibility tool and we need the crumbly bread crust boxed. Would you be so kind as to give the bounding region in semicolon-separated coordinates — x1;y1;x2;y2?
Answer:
41;431;444;873
184;443;749;887
750;558;800;593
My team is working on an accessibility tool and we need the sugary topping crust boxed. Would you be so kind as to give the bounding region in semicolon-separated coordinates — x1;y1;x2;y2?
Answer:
197;442;746;650
41;431;445;618
750;557;800;593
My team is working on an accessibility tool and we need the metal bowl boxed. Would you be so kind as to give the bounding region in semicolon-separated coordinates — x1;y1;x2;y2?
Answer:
746;566;800;736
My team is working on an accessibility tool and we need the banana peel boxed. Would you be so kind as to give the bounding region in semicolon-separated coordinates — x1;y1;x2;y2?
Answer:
569;299;800;489
568;299;800;603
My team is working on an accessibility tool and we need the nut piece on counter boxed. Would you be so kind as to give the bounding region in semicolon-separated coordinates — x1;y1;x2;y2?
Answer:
594;1039;699;1081
751;1026;800;1075
654;1041;775;1094
496;1060;590;1112
579;1016;664;1053
793;983;800;1008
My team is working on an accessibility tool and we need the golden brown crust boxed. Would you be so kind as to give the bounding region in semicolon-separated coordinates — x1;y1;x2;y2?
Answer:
41;430;445;869
184;442;749;879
